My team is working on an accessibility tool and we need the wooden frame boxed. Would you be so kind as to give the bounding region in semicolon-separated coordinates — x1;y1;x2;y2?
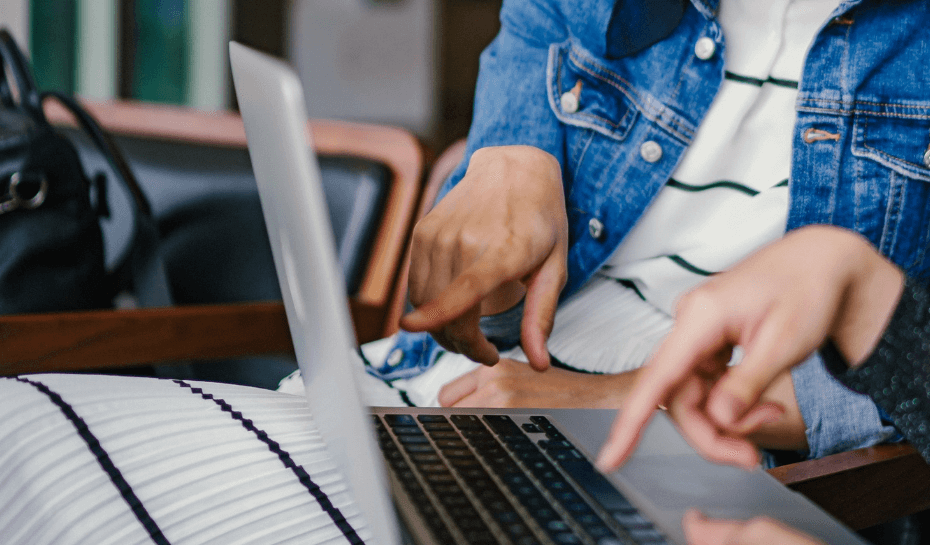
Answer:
769;443;930;530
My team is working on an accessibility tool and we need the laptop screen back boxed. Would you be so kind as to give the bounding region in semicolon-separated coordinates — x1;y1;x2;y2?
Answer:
229;41;401;545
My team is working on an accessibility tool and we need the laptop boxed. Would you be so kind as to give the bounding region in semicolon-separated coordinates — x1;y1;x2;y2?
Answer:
228;41;866;545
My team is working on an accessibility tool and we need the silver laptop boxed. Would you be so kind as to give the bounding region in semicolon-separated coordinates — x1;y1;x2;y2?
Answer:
228;42;866;545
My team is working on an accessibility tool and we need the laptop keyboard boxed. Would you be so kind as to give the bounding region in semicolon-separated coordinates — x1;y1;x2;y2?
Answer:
374;413;669;545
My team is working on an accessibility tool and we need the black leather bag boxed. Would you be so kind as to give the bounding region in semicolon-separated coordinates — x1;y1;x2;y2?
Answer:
0;28;157;314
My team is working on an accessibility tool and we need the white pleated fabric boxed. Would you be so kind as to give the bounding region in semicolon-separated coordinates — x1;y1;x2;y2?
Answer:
0;374;372;545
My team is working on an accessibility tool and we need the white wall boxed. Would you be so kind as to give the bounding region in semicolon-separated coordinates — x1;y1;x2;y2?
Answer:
0;0;30;52
289;0;437;136
77;0;118;100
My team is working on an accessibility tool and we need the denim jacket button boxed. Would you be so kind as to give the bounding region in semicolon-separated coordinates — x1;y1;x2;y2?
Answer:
640;141;663;163
588;218;604;240
923;148;930;169
386;348;404;367
694;37;716;60
560;91;579;113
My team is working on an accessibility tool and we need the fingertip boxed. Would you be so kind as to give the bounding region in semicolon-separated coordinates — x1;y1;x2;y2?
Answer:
520;321;552;372
471;338;500;366
707;390;747;428
594;446;620;474
683;509;707;524
399;309;427;331
595;419;638;473
526;344;550;372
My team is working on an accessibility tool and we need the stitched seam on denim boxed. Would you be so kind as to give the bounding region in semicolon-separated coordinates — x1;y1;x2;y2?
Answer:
172;380;365;544
550;49;640;144
566;50;695;142
798;105;930;120
861;144;930;174
561;51;637;134
799;98;930;109
570;128;596;171
8;376;171;545
566;49;642;107
880;172;904;256
798;99;930;116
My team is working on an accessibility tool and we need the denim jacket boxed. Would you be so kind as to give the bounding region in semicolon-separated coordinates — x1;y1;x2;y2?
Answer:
373;0;930;459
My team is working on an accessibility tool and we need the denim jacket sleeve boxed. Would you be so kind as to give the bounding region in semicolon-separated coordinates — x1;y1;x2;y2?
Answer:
436;0;570;204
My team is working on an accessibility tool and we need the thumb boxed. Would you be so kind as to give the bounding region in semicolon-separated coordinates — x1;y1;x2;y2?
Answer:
520;254;566;372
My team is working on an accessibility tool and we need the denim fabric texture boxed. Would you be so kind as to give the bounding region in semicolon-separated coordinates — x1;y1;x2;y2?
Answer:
380;0;930;458
791;352;900;459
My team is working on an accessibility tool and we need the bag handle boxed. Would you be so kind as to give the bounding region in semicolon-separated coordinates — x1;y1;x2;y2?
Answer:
0;29;45;121
0;26;169;305
42;91;166;301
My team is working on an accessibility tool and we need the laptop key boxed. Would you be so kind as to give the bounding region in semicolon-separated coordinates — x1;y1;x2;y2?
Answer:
557;458;633;512
384;414;417;427
417;414;448;423
398;434;430;444
530;416;567;441
451;414;485;429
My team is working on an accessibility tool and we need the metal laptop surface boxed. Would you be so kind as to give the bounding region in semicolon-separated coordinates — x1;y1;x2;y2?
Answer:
228;42;866;545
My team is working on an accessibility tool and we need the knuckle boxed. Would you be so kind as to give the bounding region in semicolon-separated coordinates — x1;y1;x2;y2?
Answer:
677;288;723;321
434;230;459;254
411;219;437;249
457;231;487;261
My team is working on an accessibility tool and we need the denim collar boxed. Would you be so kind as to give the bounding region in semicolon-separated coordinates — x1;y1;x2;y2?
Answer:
605;0;690;58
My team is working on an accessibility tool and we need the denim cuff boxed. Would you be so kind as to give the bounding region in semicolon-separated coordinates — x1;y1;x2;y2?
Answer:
364;331;446;381
791;351;899;459
479;299;525;351
366;299;525;382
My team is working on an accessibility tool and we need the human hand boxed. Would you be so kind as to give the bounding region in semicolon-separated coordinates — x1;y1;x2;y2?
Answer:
400;145;569;371
438;358;639;408
682;510;824;545
597;225;904;471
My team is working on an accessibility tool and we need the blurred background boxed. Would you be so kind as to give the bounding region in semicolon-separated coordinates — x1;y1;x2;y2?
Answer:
0;0;504;151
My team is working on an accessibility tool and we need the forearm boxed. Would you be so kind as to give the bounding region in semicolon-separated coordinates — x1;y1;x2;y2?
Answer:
823;276;930;462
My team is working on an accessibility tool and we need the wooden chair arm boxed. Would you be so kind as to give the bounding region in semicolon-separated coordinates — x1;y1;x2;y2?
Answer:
0;304;292;374
767;443;930;530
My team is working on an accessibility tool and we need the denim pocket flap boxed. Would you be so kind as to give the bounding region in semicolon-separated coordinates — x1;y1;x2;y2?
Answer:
547;41;639;142
852;109;930;182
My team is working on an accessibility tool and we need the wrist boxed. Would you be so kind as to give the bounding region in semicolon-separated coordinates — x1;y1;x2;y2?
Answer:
831;236;904;368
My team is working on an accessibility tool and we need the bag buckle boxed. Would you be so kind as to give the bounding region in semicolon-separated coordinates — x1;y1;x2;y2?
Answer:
0;171;48;214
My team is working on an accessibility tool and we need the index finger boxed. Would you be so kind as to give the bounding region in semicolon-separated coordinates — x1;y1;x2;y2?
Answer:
400;248;532;332
596;315;732;471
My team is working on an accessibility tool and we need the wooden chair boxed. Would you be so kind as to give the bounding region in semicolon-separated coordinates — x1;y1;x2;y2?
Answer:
0;99;424;375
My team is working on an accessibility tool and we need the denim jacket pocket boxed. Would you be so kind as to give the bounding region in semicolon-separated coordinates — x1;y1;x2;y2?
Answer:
850;105;930;274
851;108;930;183
547;40;639;142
